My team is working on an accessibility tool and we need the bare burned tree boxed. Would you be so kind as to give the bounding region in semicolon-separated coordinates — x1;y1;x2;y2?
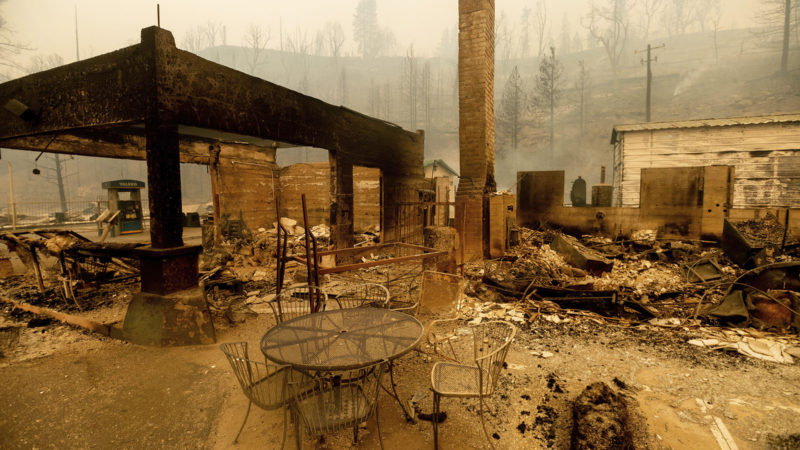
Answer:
401;44;418;130
421;61;431;133
498;65;527;157
27;53;64;74
534;47;562;163
285;27;310;54
285;26;311;93
201;21;223;48
587;0;630;78
520;8;532;58
756;0;797;73
534;0;548;57
707;0;723;62
180;27;203;53
323;22;346;59
0;1;30;80
693;0;716;32
561;14;572;55
312;30;324;56
641;0;664;41
575;60;591;143
495;10;515;62
338;67;347;105
243;24;270;75
662;0;696;36
181;22;224;61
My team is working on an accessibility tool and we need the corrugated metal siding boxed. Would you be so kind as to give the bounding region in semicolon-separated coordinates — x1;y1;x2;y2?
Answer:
619;122;800;208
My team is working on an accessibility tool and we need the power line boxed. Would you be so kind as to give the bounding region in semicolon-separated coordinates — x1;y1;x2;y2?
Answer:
635;43;665;122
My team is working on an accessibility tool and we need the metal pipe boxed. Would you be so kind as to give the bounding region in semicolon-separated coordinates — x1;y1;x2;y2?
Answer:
8;162;17;231
300;194;319;312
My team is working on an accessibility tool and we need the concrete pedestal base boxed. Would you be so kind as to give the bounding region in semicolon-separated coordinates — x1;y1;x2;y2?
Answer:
122;287;215;346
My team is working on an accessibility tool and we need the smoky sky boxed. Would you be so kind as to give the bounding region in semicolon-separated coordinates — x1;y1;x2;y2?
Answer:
4;0;761;68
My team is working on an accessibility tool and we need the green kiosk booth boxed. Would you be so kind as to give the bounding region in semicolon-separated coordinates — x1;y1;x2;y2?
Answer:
101;179;145;237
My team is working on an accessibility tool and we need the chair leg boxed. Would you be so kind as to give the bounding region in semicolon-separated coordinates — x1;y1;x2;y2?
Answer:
233;400;252;444
376;399;385;450
353;423;358;445
478;394;495;450
292;408;303;450
279;406;288;450
432;393;440;450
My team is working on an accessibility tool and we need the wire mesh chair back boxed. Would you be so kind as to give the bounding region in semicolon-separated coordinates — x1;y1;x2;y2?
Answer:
270;284;328;324
335;283;390;309
289;362;386;437
220;342;290;410
426;318;462;363
472;321;516;397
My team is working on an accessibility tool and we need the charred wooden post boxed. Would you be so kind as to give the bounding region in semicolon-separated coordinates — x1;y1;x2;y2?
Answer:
122;28;211;346
330;153;355;262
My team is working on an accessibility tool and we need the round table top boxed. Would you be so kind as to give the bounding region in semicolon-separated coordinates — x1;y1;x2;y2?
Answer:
260;307;424;371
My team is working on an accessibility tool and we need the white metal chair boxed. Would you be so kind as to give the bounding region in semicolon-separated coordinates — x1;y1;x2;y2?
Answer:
426;318;463;363
430;321;516;449
288;362;387;449
334;283;390;309
220;341;292;447
269;284;328;324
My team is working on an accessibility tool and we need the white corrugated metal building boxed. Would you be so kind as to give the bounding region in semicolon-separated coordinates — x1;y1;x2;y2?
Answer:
611;114;800;208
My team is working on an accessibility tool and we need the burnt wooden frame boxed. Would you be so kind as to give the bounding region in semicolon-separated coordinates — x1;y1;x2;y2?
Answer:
0;26;425;292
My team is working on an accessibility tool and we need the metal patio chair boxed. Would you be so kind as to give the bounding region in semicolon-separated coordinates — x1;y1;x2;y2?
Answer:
388;270;434;316
334;283;390;309
288;362;387;449
430;320;516;449
426;318;463;363
220;341;292;447
269;284;328;324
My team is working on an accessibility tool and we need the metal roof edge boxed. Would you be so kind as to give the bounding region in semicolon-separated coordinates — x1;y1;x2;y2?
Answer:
610;113;800;144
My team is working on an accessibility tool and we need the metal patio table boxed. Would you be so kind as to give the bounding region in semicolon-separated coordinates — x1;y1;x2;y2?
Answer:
261;307;423;419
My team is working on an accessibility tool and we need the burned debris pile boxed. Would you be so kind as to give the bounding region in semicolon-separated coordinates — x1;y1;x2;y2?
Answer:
722;213;799;269
461;224;800;364
0;230;140;311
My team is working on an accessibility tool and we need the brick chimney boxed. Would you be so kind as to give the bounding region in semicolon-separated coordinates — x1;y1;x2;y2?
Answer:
456;0;496;261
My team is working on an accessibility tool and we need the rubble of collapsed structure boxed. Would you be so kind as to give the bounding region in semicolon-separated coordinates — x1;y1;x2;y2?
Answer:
3;203;800;446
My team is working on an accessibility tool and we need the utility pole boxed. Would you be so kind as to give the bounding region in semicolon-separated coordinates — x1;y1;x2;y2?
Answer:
577;60;587;144
8;162;17;230
548;46;556;163
74;4;80;61
54;155;68;214
637;43;664;122
781;0;791;73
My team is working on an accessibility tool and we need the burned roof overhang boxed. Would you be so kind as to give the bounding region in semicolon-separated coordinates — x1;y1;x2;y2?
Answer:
0;26;423;177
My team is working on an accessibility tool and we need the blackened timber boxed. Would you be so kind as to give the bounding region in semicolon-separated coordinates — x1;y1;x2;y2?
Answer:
0;129;276;165
145;120;183;248
330;154;355;253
